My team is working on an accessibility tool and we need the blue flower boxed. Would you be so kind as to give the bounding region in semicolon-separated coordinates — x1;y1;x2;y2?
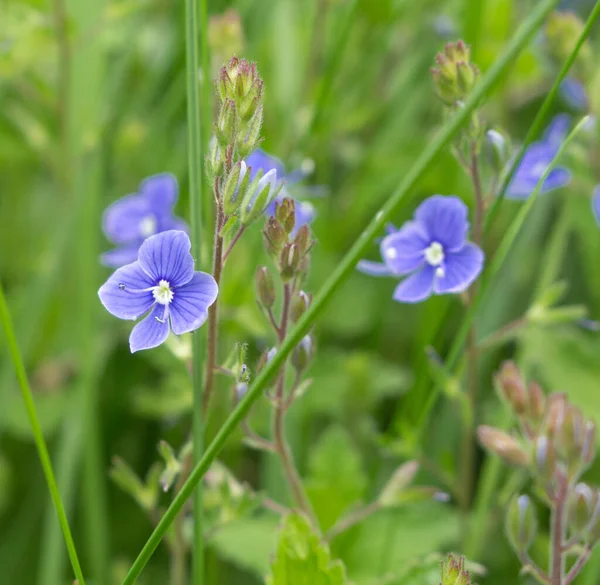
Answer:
506;115;572;200
245;149;315;235
592;186;600;226
98;230;218;352
102;174;188;268
358;195;484;303
560;78;588;111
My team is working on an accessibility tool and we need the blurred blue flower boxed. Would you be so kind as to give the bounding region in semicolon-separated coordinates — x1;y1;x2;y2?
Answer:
245;149;315;235
98;230;218;352
560;78;588;111
102;174;188;268
358;195;484;303
592;185;600;226
506;115;572;200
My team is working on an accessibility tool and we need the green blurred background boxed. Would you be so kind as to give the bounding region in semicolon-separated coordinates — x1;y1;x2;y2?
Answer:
3;0;600;584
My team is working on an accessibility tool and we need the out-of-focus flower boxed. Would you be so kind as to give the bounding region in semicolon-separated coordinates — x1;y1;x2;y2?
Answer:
101;174;188;267
560;78;589;111
592;186;600;226
506;115;572;200
245;149;315;236
98;231;218;352
357;195;484;303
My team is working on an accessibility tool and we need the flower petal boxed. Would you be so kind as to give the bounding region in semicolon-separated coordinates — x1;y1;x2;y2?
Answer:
542;114;570;149
560;79;588;112
129;304;170;352
393;265;435;303
292;201;315;237
592;186;600;226
170;272;219;335
101;245;141;268
98;262;155;320
102;194;149;244
356;260;394;277
380;221;428;275
414;195;468;251
140;173;178;214
138;230;194;286
543;167;571;192
246;149;286;180
434;243;484;294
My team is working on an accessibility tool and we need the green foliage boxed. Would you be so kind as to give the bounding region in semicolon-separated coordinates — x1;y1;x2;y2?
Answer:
266;513;348;585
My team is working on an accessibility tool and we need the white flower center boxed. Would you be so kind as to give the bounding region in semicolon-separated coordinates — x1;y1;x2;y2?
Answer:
424;241;445;266
152;279;174;305
139;215;157;238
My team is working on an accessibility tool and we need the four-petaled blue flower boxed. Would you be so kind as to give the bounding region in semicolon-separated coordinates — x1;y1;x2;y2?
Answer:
98;230;218;352
358;195;484;303
102;174;188;268
245;149;315;235
506;115;572;200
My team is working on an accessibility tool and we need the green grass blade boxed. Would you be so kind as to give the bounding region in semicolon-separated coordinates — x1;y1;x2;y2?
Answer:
485;0;600;232
0;281;86;585
185;0;210;582
118;1;560;582
415;115;590;435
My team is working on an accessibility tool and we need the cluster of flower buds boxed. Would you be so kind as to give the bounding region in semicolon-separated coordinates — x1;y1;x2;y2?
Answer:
263;199;312;283
440;555;471;585
478;361;600;560
430;40;480;106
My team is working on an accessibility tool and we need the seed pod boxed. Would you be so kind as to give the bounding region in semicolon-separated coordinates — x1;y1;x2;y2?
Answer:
291;290;311;322
255;266;276;308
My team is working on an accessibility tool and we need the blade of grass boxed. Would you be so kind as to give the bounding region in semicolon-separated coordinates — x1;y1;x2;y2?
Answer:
415;115;590;438
185;0;210;582
0;281;86;585
118;2;560;582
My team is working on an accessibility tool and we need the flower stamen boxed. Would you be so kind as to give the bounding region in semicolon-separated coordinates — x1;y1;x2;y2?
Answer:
152;280;174;305
424;241;445;267
139;215;157;238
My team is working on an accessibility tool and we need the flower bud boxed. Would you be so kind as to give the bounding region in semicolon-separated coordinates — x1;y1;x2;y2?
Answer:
477;426;530;466
235;382;248;401
495;361;528;416
581;421;597;468
238;104;263;158
241;168;279;225
568;483;597;537
291;290;311;322
506;495;537;552
275;198;296;235
545;393;568;439
257;347;277;375
533;435;557;483
280;243;301;282
255;266;276;309
216;99;237;147
207;136;223;181
430;40;479;105
440;555;470;585
546;11;593;81
263;217;286;255
158;440;182;493
378;461;419;508
558;406;585;465
293;224;311;254
528;381;545;424
485;129;511;175
291;335;314;373
222;161;244;214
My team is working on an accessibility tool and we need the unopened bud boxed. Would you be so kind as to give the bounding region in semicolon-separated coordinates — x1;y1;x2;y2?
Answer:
291;335;314;373
275;198;296;234
241;168;279;225
293;224;311;254
264;217;286;255
255;266;276;308
431;40;479;105
545;393;568;439
569;483;597;537
528;381;546;424
207;137;223;180
477;425;530;466
557;406;585;467
222;161;244;214
216;99;237;146
257;347;277;375
235;382;248;401
238;105;264;158
507;495;537;552
581;421;597;468
280;243;301;282
378;461;419;508
533;435;557;482
485;129;511;175
495;361;528;416
440;555;470;585
291;290;311;322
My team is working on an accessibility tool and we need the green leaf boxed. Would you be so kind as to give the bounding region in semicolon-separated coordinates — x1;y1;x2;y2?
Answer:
305;426;367;530
266;513;349;585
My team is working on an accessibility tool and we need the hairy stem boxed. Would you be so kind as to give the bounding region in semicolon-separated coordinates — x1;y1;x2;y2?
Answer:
222;225;246;264
550;474;569;585
565;549;592;585
203;203;225;413
272;284;317;526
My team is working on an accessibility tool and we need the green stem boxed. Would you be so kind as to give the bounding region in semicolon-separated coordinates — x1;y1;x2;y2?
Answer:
119;4;561;581
185;0;209;581
0;281;86;585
